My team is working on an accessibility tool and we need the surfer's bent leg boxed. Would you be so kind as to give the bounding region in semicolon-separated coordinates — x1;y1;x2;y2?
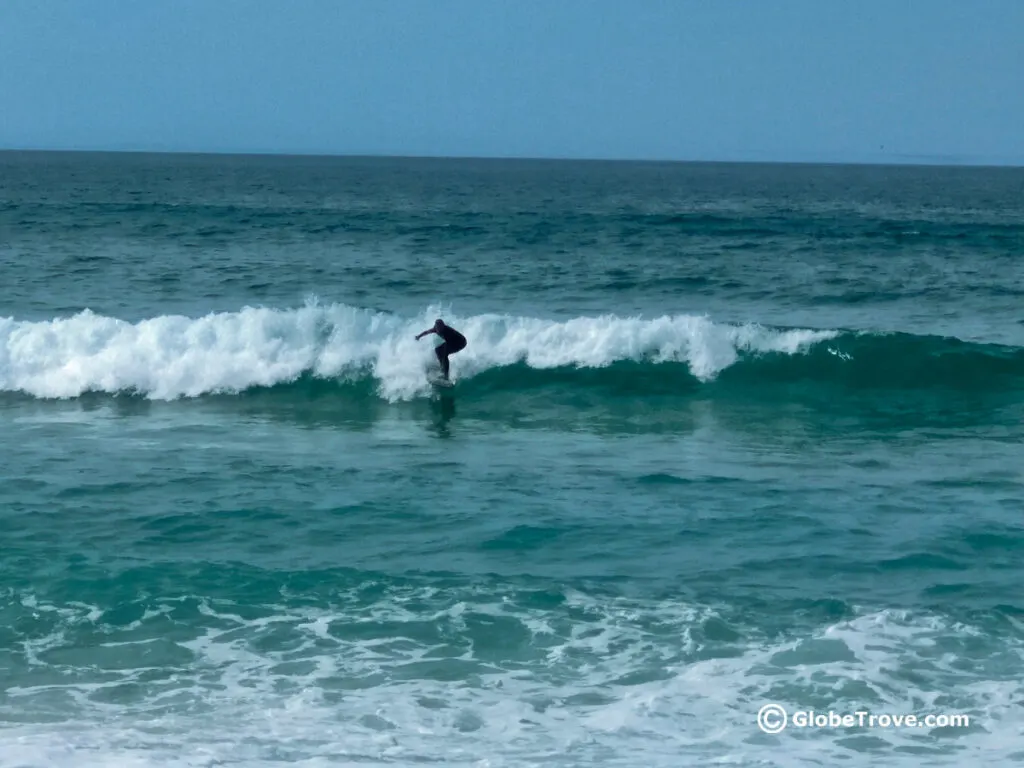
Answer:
435;343;450;379
435;336;465;380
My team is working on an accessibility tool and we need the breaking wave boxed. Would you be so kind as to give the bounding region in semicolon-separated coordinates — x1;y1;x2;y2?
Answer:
1;302;1021;402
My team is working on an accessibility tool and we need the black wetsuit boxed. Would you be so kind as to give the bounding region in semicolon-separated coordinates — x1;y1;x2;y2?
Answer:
435;326;467;379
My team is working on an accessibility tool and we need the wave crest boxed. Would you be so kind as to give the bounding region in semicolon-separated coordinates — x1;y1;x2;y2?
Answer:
4;303;1021;402
0;303;835;401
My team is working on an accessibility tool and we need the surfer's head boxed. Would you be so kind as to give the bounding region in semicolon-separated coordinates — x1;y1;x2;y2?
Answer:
434;318;446;331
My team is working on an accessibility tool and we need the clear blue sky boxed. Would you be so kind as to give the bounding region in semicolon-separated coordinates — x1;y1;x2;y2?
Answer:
2;0;1021;164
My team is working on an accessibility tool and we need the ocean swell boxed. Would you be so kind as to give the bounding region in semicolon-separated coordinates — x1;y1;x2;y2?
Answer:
2;303;1021;402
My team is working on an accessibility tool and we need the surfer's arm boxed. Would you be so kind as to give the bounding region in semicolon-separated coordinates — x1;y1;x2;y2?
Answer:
415;329;436;340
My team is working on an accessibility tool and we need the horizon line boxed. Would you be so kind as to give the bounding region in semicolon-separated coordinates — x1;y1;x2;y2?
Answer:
2;145;1022;171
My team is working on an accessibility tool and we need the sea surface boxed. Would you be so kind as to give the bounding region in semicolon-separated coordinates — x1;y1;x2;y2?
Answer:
2;151;1024;767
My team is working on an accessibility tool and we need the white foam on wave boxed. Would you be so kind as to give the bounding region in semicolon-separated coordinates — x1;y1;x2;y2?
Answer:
0;302;837;402
3;590;1022;767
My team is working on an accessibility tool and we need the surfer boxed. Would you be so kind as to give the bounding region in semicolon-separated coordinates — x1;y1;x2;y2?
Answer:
416;318;467;381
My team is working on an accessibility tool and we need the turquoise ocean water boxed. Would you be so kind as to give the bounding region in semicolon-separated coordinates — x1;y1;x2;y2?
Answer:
2;151;1024;767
